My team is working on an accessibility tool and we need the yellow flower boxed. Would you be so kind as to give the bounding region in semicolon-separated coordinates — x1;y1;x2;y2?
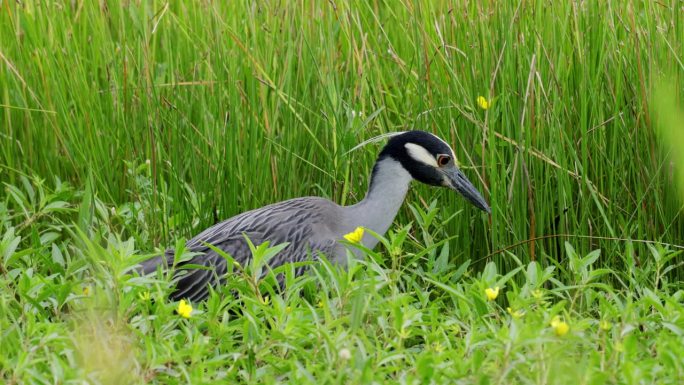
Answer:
507;307;524;319
554;322;570;336
485;286;499;301
476;96;490;110
599;319;612;331
82;286;90;296
551;316;569;336
177;299;193;319
343;226;364;243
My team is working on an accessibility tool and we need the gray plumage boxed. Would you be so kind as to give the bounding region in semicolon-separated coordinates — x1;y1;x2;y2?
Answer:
140;198;342;302
140;130;490;302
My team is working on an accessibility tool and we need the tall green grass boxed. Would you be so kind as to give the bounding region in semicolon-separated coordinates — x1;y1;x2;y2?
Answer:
2;1;682;268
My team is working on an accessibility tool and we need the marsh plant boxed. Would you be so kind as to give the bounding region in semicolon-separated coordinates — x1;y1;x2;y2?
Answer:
1;1;683;384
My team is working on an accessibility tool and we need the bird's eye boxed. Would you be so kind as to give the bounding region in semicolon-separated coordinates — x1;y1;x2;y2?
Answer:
437;154;451;167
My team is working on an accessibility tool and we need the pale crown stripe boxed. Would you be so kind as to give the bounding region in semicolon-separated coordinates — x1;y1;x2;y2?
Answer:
427;132;456;159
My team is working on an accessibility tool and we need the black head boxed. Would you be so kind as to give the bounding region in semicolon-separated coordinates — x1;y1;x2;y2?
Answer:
376;130;490;212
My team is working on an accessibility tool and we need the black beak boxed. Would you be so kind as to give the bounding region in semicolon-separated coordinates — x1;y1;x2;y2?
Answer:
443;168;491;213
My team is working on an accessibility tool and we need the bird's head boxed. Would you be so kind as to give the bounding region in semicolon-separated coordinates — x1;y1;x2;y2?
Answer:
377;130;490;213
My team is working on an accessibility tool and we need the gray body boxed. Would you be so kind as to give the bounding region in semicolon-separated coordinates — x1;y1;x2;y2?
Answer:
140;158;413;302
140;131;489;302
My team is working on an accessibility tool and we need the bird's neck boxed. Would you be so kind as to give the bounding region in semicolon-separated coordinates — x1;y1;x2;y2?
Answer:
343;157;412;249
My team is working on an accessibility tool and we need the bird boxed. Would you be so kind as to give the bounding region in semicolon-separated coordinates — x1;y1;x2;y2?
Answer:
139;130;490;302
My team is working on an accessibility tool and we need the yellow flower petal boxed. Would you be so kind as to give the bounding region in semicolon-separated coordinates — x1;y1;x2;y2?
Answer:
554;321;569;336
177;299;193;319
551;316;569;336
477;96;490;110
485;286;499;301
343;226;365;243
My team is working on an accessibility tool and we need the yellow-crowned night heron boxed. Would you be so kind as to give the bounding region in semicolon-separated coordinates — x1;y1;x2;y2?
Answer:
140;130;490;301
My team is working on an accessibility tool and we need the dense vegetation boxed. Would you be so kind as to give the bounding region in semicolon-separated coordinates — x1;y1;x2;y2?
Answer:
1;1;683;383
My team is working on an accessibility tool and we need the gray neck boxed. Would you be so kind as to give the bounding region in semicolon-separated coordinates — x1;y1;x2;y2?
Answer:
343;158;413;250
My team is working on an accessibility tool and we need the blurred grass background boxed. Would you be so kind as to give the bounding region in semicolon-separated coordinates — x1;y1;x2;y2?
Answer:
1;0;682;271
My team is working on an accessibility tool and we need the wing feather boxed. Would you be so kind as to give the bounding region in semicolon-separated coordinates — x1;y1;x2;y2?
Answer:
143;198;341;302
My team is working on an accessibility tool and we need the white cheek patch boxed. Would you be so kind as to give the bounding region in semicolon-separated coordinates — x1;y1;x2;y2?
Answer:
442;174;453;187
404;143;438;167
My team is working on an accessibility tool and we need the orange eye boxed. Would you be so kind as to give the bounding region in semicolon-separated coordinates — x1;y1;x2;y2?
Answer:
437;155;451;167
